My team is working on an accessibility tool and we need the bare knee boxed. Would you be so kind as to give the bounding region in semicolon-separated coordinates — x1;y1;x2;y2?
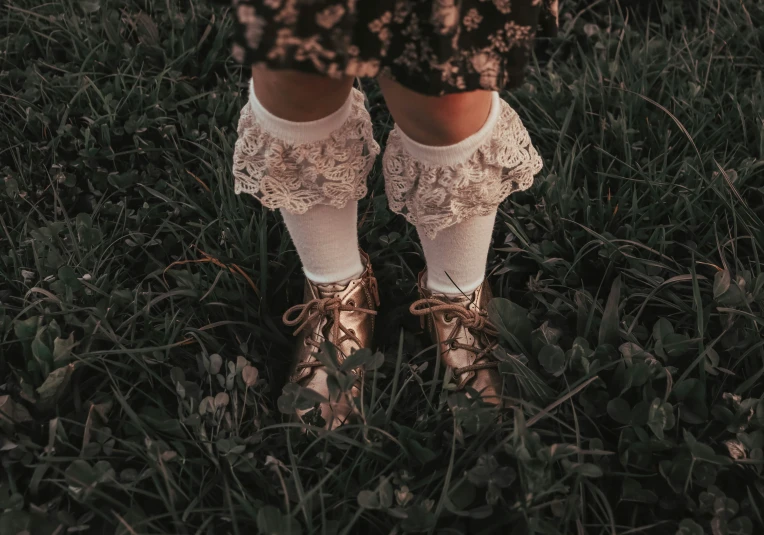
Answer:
251;65;354;122
378;76;493;146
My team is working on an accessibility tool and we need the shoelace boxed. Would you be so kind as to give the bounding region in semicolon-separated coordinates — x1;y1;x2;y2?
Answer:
410;298;500;378
283;296;377;371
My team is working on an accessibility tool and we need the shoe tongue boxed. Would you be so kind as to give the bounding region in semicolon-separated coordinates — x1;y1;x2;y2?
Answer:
449;295;480;314
450;294;473;307
316;281;350;298
433;290;475;307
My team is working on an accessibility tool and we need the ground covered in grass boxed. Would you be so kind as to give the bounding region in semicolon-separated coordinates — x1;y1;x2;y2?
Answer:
1;0;764;533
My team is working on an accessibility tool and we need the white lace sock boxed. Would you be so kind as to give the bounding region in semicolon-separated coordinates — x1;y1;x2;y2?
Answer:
235;81;373;285
392;92;501;296
382;92;542;238
382;92;542;296
281;203;363;284
233;79;379;210
418;212;497;296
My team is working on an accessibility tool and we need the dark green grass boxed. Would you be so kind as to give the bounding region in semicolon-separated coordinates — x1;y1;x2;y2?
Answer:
1;0;764;533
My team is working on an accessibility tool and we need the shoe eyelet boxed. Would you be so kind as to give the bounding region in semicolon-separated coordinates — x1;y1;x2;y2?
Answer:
349;328;356;335
347;299;356;307
444;313;453;322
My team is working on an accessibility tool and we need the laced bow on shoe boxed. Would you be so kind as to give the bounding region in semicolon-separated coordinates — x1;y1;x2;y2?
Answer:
283;297;377;371
410;298;500;377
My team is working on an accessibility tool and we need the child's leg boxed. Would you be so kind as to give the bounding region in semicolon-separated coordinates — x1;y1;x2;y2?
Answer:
250;65;354;122
234;66;378;284
379;77;540;296
233;66;380;429
378;77;542;404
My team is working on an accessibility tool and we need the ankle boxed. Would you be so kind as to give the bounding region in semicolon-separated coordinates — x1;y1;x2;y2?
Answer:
425;275;485;297
305;263;364;286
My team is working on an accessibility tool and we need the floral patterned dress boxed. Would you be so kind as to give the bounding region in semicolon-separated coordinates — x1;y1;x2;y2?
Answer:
231;0;559;96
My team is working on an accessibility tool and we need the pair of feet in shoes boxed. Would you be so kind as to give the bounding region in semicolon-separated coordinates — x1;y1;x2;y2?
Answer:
281;251;504;429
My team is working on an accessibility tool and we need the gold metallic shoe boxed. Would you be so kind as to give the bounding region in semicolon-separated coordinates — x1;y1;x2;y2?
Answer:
410;271;503;406
281;252;379;429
